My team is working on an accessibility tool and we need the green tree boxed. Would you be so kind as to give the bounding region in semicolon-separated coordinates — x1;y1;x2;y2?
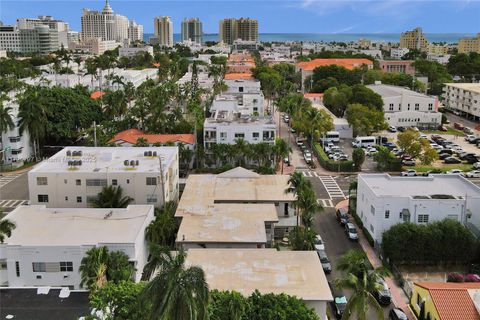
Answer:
134;137;149;147
145;202;178;248
79;246;109;290
0;94;14;133
288;226;317;250
208;290;249;320
352;148;365;171
345;103;387;136
93;185;134;208
397;129;437;164
0;218;16;243
323;86;350;117
141;248;209;320
274;138;291;174
373;146;401;171
18;87;48;157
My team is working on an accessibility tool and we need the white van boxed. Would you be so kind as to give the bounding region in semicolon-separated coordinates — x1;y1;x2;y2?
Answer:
352;136;376;148
321;131;340;144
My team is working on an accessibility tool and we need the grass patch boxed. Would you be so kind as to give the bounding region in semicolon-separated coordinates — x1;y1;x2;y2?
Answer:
422;128;465;136
411;161;473;173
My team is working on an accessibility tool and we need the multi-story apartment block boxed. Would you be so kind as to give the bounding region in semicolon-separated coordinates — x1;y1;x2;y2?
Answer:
70;37;120;55
127;20;143;43
151;16;173;47
119;44;153;58
400;27;429;52
356;174;480;245
28;147;179;208
442;83;480;120
81;0;129;43
379;60;415;75
0;205;154;289
367;83;441;129
428;43;449;55
458;33;480;54
0;24;59;54
390;47;410;59
181;18;202;44
17;15;70;48
219;18;258;45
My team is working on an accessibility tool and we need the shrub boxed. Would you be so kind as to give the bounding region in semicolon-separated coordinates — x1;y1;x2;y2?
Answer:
313;143;355;172
447;272;465;283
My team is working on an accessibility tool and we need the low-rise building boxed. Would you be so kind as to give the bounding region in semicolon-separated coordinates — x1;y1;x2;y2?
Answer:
367;83;441;129
427;53;451;65
442;83;480;121
379;60;415;75
356;174;480;245
118;44;153;57
0;204;155;289
70;37;121;55
390;47;410;60
109;129;195;149
28;147;179;208
185;249;333;319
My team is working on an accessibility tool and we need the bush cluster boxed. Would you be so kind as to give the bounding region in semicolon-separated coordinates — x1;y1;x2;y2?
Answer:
313;143;355;172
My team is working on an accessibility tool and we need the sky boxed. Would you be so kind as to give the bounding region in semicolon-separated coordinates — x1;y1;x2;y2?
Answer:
0;0;479;34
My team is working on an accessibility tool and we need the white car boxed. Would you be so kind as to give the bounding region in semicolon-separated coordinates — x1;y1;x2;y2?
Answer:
474;162;480;169
419;134;428;139
367;147;378;156
304;152;312;163
314;235;325;251
388;126;397;132
465;170;480;178
447;169;464;175
401;169;417;177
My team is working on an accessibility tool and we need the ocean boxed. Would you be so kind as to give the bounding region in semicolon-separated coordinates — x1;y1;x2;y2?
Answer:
143;33;476;44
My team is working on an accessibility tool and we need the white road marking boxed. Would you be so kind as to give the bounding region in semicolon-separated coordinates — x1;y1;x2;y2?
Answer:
318;176;346;199
0;199;29;208
317;199;334;207
0;173;23;188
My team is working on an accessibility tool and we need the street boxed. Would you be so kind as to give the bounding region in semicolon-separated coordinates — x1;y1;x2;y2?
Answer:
0;172;29;213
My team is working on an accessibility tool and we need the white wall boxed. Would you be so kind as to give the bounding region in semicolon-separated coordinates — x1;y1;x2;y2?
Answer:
305;300;328;320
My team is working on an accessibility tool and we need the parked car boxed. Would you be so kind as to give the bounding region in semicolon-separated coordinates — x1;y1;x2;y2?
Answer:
389;308;408;320
439;125;448;131
296;138;304;147
402;159;416;166
388;126;397;132
397;126;405;132
464;127;474;134
383;142;396;150
473;162;480;169
314;235;325;251
439;153;452;160
444;157;461;164
460;152;477;160
465;156;479;164
454;122;465;130
332;295;348;319
439;148;453;155
345;223;359;241
373;278;392;306
317;250;332;274
283;115;290;123
283;157;290;165
447;169;464;175
336;208;349;225
304;152;312;164
290;128;296;133
466;134;476;142
366;147;378;156
336;155;349;161
401;169;417;177
465;170;480;178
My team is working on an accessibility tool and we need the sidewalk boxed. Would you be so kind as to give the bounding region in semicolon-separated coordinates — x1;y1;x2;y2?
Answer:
356;227;416;320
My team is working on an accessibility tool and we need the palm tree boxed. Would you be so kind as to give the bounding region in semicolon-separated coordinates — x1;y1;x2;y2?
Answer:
0;218;16;243
17;88;47;158
297;187;322;228
141;248;209;320
74;56;82;84
285;172;309;226
93;185;134;208
274;138;291;173
79;246;109;290
145;203;178;247
0;94;14;133
85;58;98;89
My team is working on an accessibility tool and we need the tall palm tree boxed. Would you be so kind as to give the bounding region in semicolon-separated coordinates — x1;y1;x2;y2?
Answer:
0;94;14;133
274;138;291;173
142;248;209;320
297;187;322;228
79;246;109;290
0;218;16;243
17;88;47;158
285;172;309;226
93;185;134;208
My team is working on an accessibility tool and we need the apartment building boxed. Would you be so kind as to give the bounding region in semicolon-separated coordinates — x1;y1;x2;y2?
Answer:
28;147;179;208
17;15;70;48
127;20;143;43
70;37;120;55
219;18;258;45
458;33;480;54
181;18;202;44
119;44;153;58
379;60;415;75
428;43;449;55
367;83;441;129
151;16;173;47
390;47;410;60
356;174;480;245
0;205;154;289
442;83;480;120
0;24;59;54
400;27;429;52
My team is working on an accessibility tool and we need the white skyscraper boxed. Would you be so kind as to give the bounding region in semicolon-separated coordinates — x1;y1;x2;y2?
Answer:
81;0;129;43
128;20;143;43
152;16;173;47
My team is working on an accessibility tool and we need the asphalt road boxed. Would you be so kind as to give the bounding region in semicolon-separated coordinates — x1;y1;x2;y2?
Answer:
0;172;29;213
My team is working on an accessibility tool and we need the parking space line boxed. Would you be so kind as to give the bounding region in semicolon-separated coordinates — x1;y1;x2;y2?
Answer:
0;199;29;208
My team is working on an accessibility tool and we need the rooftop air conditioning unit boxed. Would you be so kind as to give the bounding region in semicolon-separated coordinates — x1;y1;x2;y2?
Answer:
152;151;157;157
66;150;71;156
130;160;136;166
124;160;129;166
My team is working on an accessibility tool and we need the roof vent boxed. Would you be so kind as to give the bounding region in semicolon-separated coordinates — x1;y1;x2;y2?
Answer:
66;150;72;156
153;151;157;157
124;160;129;166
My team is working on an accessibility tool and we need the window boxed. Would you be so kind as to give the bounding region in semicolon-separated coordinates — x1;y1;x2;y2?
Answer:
415;103;419;111
146;177;157;185
37;194;49;203
0;260;7;270
36;177;48;186
220;132;227;139
389;103;394;111
64;179;68;184
15;261;20;277
370;224;374;233
234;133;245;139
370;205;375;215
32;262;46;272
126;179;130;184
77;196;82;203
239;86;244;92
76;179;81;186
428;103;433;111
86;179;107;187
147;195;157;203
112;179;118;186
385;210;390;219
60;262;73;272
407;103;410;110
65;196;68;201
253;132;259;139
418;214;429;223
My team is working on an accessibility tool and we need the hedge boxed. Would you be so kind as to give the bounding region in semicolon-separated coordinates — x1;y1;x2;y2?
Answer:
348;197;374;247
313;143;356;172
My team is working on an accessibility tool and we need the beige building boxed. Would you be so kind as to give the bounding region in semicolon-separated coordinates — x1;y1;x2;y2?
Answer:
400;27;429;52
70;37;120;55
458;33;480;54
181;18;202;44
128;20;143;43
443;83;480;120
219;18;258;45
428;43;449;55
151;16;173;47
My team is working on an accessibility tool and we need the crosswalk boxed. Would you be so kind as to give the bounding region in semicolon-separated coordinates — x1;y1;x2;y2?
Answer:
318;176;346;199
0;173;22;188
0;199;29;209
317;199;334;207
301;171;319;178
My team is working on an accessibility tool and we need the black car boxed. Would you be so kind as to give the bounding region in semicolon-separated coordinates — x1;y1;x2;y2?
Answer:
389;308;408;320
373;279;392;306
444;157;462;164
397;126;405;132
460;152;477;160
332;295;347;319
465;156;479;164
336;208;349;225
439;153;451;160
440;148;453;155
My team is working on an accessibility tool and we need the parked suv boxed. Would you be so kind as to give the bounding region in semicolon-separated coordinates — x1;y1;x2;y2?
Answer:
336;208;349;225
389;308;408;320
345;223;359;241
373;278;392;306
317;250;332;274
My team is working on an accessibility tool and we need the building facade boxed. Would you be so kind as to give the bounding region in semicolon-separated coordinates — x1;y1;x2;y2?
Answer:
127;20;143;43
81;0;129;43
152;16;173;47
17;15;70;48
0;205;154;289
367;83;441;129
379;60;416;75
119;45;153;58
28;147;179;208
181;18;202;44
69;37;120;55
0;25;59;54
356;174;480;245
458;33;480;54
400;27;429;52
442;83;480;120
219;18;258;45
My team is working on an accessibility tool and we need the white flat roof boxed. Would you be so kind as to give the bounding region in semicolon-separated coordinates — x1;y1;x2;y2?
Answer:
444;83;480;94
359;173;480;198
176;204;278;244
185;249;333;301
30;147;177;174
367;84;431;98
3;205;154;246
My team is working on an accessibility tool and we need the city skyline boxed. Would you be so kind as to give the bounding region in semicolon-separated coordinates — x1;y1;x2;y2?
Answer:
1;0;479;34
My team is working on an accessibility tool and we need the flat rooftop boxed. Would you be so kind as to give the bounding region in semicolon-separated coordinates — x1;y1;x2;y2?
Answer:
176;204;278;244
30;146;177;174
359;174;480;198
3;205;154;246
444;83;480;94
367;84;431;98
185;249;333;301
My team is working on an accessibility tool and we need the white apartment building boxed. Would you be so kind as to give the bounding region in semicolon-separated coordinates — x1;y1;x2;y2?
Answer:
152;16;173;47
0;25;59;54
81;0;129;43
119;45;153;58
442;83;480;120
367;83;442;129
427;53;451;65
0;91;33;166
127;20;143;43
28;147;179;208
390;48;410;60
356;174;480;245
17;15;70;48
70;37;120;55
0;205;154;289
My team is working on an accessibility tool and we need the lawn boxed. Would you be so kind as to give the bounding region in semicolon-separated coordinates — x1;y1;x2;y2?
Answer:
421;128;466;136
410;161;474;173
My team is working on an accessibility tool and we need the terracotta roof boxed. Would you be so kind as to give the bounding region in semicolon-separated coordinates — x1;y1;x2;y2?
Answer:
296;58;373;71
152;62;160;67
90;91;105;100
224;73;254;80
416;282;480;320
304;93;324;97
109;128;195;145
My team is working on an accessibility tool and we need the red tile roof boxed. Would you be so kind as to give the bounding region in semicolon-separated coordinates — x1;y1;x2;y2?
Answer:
109;129;195;145
304;93;324;98
296;58;373;71
152;62;161;67
416;282;480;320
90;91;105;100
224;73;254;80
